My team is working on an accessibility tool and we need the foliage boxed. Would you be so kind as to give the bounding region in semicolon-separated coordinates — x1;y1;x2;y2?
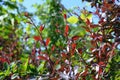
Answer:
0;0;120;79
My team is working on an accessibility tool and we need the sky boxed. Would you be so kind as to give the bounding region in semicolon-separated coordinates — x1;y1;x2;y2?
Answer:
22;0;92;12
22;0;99;24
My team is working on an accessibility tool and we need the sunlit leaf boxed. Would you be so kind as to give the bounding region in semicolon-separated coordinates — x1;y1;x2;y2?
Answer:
37;61;45;72
81;13;86;20
11;0;16;2
67;16;78;24
18;0;24;3
26;25;31;34
81;13;92;21
87;13;92;20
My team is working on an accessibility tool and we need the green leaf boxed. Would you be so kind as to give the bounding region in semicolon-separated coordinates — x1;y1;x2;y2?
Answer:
80;13;92;21
18;0;24;3
11;0;16;2
37;61;45;72
11;73;19;80
0;71;4;76
0;47;3;50
26;25;31;34
55;64;61;70
4;63;10;76
10;62;17;73
67;16;78;24
23;58;29;71
29;64;36;72
81;13;86;20
87;13;92;20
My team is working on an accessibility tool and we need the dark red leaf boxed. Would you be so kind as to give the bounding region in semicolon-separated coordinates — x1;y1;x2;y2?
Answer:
39;25;44;32
0;57;7;63
61;53;68;58
46;38;50;46
85;27;91;32
75;73;80;80
99;18;104;24
78;48;82;54
86;18;90;25
101;6;106;12
64;14;67;19
81;70;88;76
72;36;80;41
90;24;97;28
38;56;48;61
99;61;105;66
50;77;59;80
112;0;115;2
33;36;42;41
94;9;99;16
32;48;36;55
59;65;65;72
98;68;103;75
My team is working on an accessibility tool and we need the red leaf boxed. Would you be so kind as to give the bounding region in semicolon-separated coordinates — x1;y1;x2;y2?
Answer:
99;61;105;66
39;25;44;32
112;0;115;2
84;27;90;32
61;53;68;58
64;24;69;36
46;38;50;46
59;65;65;72
33;36;42;41
71;43;76;55
38;56;48;61
32;48;36;55
98;68;103;75
86;18;90;25
81;70;88;76
90;24;97;28
72;36;80;41
0;57;7;63
51;45;55;51
72;43;76;49
78;48;82;54
99;18;104;24
55;59;60;64
64;14;67;19
97;36;103;41
75;73;80;80
94;9;99;16
55;29;61;33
